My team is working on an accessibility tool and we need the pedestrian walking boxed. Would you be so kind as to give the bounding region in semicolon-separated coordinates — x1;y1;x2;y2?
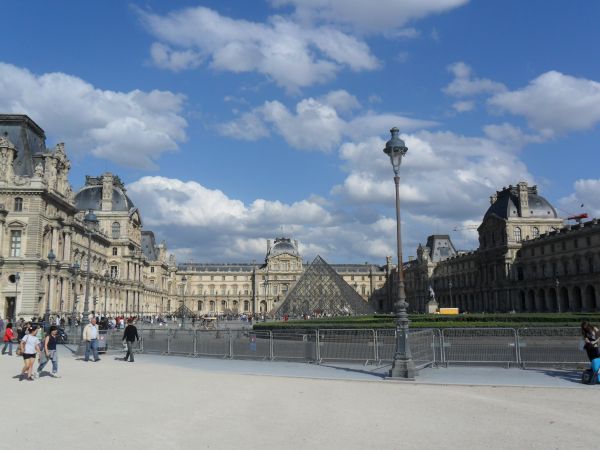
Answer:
20;326;41;381
122;319;139;362
2;323;14;355
82;317;100;362
37;326;60;377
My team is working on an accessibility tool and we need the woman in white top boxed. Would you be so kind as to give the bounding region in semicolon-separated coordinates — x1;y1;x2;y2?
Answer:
20;326;41;381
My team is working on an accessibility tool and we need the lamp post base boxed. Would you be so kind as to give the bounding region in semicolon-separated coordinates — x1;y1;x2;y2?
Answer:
389;358;416;380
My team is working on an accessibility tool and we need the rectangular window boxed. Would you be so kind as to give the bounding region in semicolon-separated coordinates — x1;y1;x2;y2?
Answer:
10;230;21;256
110;265;118;278
112;247;118;256
150;267;155;273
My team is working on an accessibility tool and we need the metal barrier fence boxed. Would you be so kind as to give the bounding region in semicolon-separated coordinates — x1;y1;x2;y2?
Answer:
441;328;519;367
517;327;588;367
54;326;590;368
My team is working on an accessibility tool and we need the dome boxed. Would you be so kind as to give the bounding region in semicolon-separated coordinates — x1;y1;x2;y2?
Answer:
484;184;557;220
269;238;298;257
74;185;135;212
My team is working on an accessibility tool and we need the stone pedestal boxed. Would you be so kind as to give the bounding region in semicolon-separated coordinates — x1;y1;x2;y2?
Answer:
426;300;439;314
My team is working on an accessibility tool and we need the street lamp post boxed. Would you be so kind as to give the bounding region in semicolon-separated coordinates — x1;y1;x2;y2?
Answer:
70;262;80;324
555;278;561;313
82;211;99;326
181;275;187;327
383;127;416;380
104;270;109;318
449;280;453;308
14;272;20;325
44;249;56;324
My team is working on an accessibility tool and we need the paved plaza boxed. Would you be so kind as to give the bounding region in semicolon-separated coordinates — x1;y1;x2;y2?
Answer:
1;346;598;450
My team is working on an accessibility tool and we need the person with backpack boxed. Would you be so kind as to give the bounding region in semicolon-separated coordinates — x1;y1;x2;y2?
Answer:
2;323;14;355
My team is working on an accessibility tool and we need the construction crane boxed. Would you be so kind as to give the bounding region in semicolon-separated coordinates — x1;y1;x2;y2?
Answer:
567;213;588;224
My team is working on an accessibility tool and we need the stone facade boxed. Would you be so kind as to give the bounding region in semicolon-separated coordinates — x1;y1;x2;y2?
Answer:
176;238;390;316
0;115;389;320
405;182;600;313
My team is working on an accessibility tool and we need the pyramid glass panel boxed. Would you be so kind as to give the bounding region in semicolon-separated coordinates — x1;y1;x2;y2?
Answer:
273;255;374;317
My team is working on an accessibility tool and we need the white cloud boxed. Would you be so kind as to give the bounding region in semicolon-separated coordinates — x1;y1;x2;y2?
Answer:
127;175;397;262
488;71;600;136
452;100;474;112
270;0;469;34
558;179;600;219
333;130;534;221
444;62;506;97
218;91;436;151
137;6;379;91
0;62;187;170
150;42;203;71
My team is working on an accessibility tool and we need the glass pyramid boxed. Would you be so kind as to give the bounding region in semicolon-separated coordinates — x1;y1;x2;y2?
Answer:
273;255;374;317
173;304;195;318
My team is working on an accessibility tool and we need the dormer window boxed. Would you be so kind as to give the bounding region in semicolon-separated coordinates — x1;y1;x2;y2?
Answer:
532;227;540;238
112;222;120;239
14;197;23;212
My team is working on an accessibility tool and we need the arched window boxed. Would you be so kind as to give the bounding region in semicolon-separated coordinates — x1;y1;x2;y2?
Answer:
532;227;539;238
14;197;23;212
112;222;121;238
514;227;522;243
209;301;215;312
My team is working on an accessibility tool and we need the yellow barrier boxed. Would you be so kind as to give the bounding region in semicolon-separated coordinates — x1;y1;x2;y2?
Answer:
439;307;459;315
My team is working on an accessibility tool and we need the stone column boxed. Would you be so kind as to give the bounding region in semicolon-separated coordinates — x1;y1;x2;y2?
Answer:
63;230;72;262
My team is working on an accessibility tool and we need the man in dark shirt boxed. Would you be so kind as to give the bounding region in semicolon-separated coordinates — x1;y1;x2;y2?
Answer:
122;319;139;362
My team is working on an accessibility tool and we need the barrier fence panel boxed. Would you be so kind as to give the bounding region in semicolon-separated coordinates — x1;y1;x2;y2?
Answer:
168;329;196;355
195;330;231;358
442;328;518;367
231;331;272;359
375;329;436;369
272;330;318;361
517;327;588;367
318;329;376;364
140;329;170;354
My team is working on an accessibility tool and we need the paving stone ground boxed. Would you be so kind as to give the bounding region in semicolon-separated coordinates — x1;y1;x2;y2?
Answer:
0;346;597;450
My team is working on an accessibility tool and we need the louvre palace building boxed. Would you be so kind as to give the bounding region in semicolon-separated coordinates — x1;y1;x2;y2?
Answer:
0;114;390;321
405;182;600;313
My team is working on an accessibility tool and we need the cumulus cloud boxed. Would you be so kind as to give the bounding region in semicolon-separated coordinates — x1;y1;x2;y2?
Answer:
0;62;187;169
488;71;600;136
558;179;600;218
452;100;474;112
270;0;469;34
127;176;397;262
137;6;379;91
444;62;506;97
218;90;436;151
332;130;535;229
150;42;203;71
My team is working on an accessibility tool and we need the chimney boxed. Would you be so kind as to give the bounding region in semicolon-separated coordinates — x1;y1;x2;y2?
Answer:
517;181;529;216
102;172;113;211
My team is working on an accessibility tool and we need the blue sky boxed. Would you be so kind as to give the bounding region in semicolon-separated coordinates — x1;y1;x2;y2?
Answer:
1;0;599;263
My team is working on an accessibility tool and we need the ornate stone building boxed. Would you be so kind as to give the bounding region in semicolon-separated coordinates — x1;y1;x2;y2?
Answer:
176;237;389;316
0;115;177;321
0;115;389;320
405;182;600;313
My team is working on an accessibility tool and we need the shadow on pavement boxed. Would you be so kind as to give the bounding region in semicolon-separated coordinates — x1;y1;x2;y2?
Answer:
526;368;582;385
319;364;388;379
